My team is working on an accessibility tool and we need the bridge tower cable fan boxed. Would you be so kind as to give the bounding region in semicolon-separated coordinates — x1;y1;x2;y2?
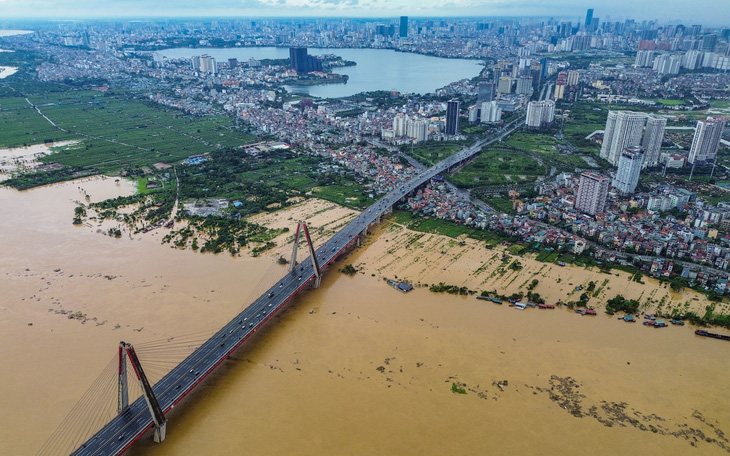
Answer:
119;341;167;443
288;221;321;288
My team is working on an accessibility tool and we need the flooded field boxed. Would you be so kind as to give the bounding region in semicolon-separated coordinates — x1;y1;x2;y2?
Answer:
1;178;729;456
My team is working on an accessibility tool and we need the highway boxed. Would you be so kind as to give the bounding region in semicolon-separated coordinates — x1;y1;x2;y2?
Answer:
70;118;523;456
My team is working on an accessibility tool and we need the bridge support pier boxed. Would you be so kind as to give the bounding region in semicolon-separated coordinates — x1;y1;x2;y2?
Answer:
118;343;129;413
122;341;168;444
290;221;322;288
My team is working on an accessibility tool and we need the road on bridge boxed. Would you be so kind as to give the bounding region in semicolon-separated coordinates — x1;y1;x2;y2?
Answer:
70;118;524;456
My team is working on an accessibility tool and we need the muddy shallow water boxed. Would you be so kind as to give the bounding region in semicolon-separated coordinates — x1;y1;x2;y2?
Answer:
1;178;729;456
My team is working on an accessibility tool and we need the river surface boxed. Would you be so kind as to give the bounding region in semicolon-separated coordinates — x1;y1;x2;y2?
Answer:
159;47;482;98
1;177;730;455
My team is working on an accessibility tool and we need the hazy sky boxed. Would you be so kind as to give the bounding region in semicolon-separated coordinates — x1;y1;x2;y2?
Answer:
1;0;729;26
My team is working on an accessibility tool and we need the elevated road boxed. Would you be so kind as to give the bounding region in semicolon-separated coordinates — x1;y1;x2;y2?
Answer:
70;117;523;456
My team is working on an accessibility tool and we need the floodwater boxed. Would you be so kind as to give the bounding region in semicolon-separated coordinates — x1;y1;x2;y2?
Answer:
2;178;730;456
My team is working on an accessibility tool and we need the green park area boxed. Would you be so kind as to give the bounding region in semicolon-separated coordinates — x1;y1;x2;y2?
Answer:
450;148;545;187
406;142;464;167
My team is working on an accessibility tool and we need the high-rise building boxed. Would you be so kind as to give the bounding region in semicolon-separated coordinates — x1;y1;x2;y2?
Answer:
480;101;502;123
497;76;512;94
613;146;644;194
585;9;594;28
400;16;408;38
192;54;217;74
566;70;580;86
688;117;726;165
653;54;681;75
641;115;667;168
393;113;407;137
525;100;555;128
445;100;460;135
635;50;655;67
576;172;610;215
477;82;494;103
600;111;647;166
515;76;534;96
289;47;322;73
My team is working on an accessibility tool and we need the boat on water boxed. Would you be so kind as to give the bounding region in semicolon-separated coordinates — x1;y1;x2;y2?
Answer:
538;303;555;309
643;320;655;326
695;329;730;341
514;302;526;310
584;309;597;316
477;296;503;304
620;315;636;322
653;319;667;328
670;319;685;326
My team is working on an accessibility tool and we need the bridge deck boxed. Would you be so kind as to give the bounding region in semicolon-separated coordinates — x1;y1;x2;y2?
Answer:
70;118;523;456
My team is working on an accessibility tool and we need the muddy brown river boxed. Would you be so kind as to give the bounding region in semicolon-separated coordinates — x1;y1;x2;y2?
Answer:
2;178;729;456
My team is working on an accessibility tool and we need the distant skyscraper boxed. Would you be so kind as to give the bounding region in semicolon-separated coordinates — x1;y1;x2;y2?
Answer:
477;82;494;103
525;100;555;128
497;76;512;94
613;146;644;195
641;115;667;168
289;47;322;73
585;9;594;28
576;172;610;215
600;111;647;166
480;101;502;123
400;16;408;38
688;117;726;165
516;76;534;96
445;100;460;135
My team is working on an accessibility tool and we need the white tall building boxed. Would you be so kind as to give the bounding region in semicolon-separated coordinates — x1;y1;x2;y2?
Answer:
641;115;667;168
688;117;726;165
653;54;681;75
406;117;429;143
515;76;533;96
682;50;703;70
613;146;644;195
393;114;407;137
480;101;502;123
600;111;648;166
635;50;655;67
525;100;555;128
575;172;610;216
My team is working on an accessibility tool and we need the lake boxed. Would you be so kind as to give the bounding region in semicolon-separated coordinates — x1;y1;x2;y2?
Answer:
159;47;483;98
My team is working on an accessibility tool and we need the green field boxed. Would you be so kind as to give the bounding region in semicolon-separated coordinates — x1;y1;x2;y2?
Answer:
389;210;483;239
1;81;256;188
502;132;561;154
450;149;545;187
406;142;464;167
656;99;688;106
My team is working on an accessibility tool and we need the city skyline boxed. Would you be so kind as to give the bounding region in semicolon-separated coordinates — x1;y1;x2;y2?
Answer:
0;1;729;26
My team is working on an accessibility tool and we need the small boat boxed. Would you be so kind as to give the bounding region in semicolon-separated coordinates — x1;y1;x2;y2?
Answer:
623;315;636;322
643;320;655;326
526;302;537;308
670;319;685;326
644;314;655;321
514;303;526;310
653;320;667;328
584;309;597;316
538;303;555;309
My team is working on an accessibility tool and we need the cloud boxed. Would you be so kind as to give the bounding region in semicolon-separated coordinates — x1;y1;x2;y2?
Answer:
0;0;728;24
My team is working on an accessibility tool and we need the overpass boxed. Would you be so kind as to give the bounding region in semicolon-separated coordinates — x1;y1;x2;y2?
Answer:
66;117;524;456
